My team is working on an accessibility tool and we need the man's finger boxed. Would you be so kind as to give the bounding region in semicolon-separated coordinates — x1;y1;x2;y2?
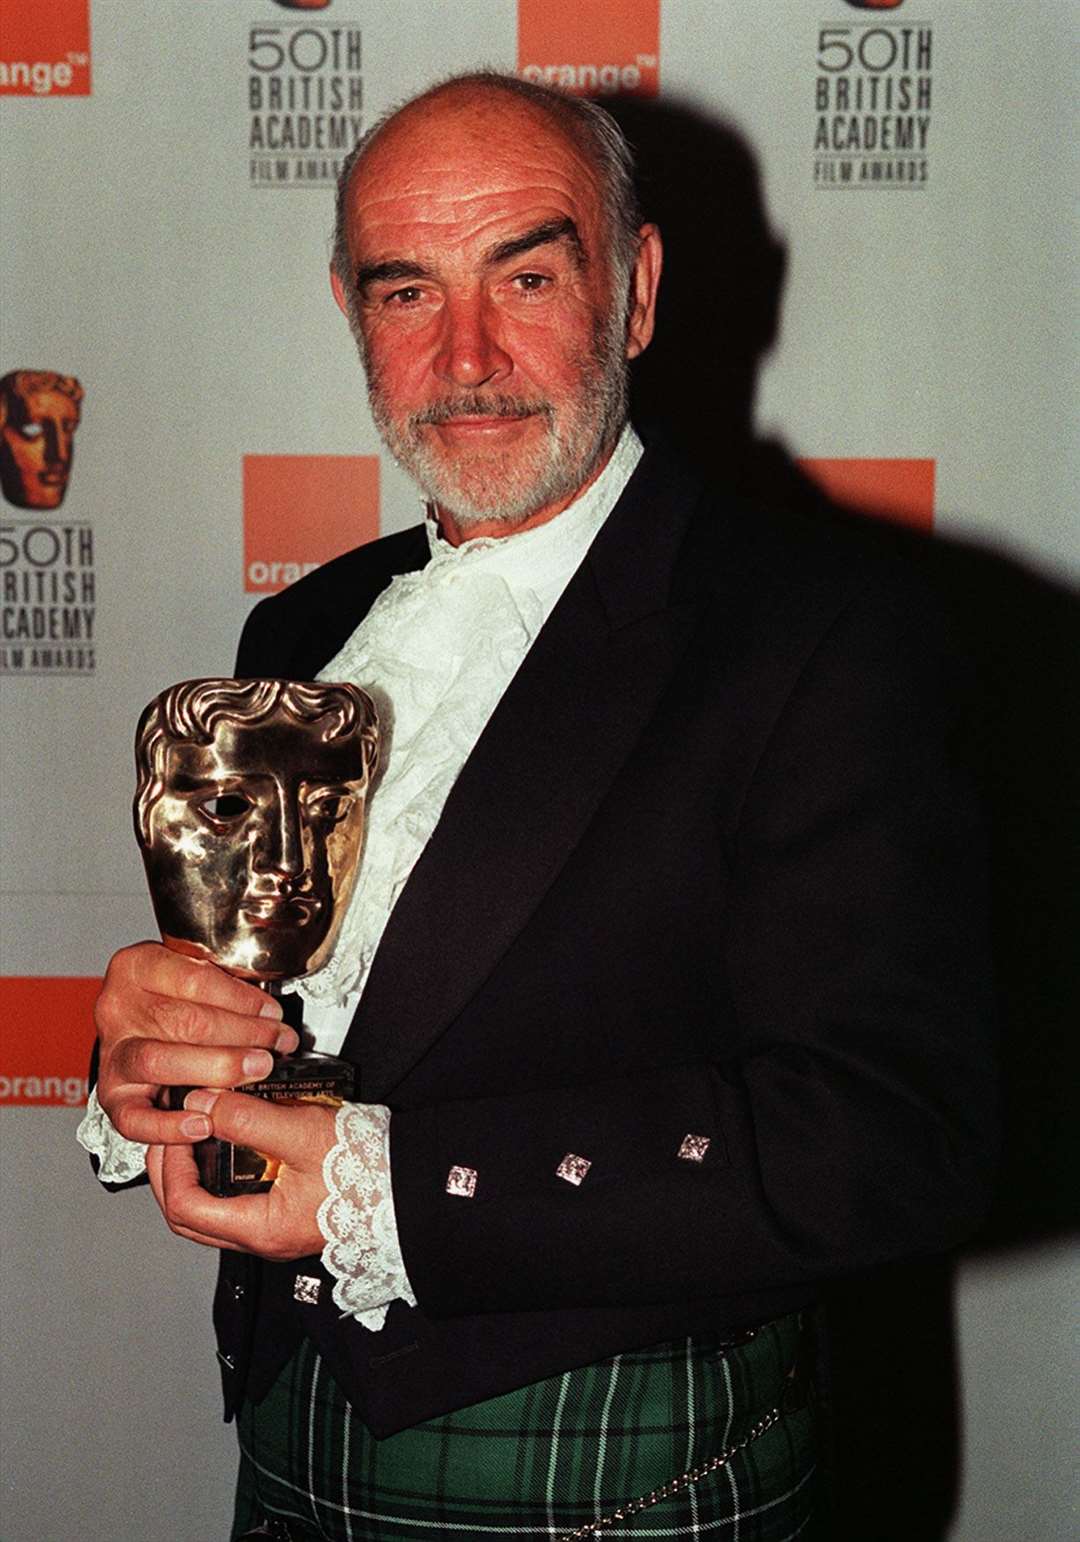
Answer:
160;1140;269;1250
168;1224;247;1253
110;1035;282;1094
129;944;276;1013
146;1142;164;1206
189;1088;333;1172
153;1144;248;1250
104;941;283;1021
110;1098;214;1148
136;996;295;1053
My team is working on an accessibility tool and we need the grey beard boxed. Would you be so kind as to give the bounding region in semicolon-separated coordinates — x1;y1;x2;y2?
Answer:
362;315;629;532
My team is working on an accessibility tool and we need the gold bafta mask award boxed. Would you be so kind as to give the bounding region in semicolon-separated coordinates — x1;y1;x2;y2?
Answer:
134;677;379;1196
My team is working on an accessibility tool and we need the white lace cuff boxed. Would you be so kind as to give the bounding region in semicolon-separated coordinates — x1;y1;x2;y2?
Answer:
317;1102;418;1330
76;1086;149;1185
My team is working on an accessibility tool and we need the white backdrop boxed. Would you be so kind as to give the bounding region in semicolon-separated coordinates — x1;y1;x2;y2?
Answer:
2;2;1076;1537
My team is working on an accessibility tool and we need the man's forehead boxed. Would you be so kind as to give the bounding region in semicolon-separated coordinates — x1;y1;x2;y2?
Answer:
369;84;580;158
348;88;600;231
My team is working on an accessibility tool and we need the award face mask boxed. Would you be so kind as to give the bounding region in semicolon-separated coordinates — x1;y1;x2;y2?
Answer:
134;678;379;981
0;369;83;511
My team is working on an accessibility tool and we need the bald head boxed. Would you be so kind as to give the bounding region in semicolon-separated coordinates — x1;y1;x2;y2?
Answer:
332;72;641;332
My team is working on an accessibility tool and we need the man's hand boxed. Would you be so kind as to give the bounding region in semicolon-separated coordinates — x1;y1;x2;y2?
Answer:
94;942;298;1146
148;1091;336;1261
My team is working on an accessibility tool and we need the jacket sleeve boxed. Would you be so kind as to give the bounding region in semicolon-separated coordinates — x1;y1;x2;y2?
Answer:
388;573;998;1318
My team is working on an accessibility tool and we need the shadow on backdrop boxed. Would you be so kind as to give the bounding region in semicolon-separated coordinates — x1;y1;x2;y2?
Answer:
610;95;1079;1541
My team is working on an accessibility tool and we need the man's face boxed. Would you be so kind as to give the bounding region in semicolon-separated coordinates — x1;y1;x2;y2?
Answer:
141;716;370;980
333;90;657;537
0;383;81;510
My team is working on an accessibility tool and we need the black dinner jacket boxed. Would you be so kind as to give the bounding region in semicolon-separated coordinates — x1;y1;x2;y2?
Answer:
213;437;996;1436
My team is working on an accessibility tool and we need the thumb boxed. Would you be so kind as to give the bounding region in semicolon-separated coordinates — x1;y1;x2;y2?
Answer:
184;1088;334;1172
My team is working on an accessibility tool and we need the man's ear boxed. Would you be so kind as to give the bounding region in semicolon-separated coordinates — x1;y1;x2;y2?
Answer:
330;265;350;318
625;223;663;361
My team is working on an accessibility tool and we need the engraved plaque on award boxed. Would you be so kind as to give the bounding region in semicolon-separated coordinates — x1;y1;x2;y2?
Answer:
134;677;378;1196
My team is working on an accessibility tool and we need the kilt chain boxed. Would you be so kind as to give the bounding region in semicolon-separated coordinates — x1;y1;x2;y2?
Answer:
556;1402;783;1540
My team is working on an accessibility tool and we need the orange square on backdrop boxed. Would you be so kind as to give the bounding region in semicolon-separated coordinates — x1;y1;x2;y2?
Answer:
0;977;100;1104
0;0;91;96
798;458;935;532
243;454;380;594
518;0;659;98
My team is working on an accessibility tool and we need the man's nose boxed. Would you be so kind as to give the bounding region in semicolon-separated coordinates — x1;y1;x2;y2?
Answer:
431;293;512;389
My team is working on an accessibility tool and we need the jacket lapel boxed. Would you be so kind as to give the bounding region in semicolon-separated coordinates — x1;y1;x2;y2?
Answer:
343;442;710;1099
282;525;431;681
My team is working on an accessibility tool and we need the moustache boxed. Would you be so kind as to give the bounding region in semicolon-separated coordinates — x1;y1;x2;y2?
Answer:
410;394;554;428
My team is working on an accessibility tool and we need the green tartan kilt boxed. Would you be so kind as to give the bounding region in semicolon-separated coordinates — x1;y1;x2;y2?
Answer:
232;1315;817;1540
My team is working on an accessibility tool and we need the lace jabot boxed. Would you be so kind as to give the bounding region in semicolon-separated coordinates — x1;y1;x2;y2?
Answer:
295;425;643;1009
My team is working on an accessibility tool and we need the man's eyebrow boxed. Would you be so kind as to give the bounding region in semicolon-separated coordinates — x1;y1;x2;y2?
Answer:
485;217;586;269
353;258;436;295
352;218;584;294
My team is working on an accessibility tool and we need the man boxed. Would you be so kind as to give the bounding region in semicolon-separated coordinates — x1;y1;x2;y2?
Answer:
0;368;83;509
81;72;995;1539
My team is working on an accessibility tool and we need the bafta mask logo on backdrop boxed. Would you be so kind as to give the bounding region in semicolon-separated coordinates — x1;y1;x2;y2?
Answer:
517;0;659;98
0;0;91;96
0;371;84;511
243;454;380;594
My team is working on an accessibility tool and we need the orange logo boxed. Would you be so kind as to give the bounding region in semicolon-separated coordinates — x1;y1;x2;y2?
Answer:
0;0;90;97
0;977;99;1106
243;454;380;594
518;0;659;98
798;458;934;532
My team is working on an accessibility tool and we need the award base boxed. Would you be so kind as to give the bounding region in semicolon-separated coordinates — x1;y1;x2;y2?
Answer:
170;1050;354;1198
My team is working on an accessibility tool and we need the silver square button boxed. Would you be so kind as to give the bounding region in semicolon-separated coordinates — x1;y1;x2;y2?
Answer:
556;1152;592;1186
446;1165;478;1198
677;1133;711;1163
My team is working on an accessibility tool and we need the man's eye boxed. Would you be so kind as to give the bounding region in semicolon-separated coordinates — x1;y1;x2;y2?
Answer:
199;793;252;821
18;423;44;440
388;286;423;306
513;272;549;294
